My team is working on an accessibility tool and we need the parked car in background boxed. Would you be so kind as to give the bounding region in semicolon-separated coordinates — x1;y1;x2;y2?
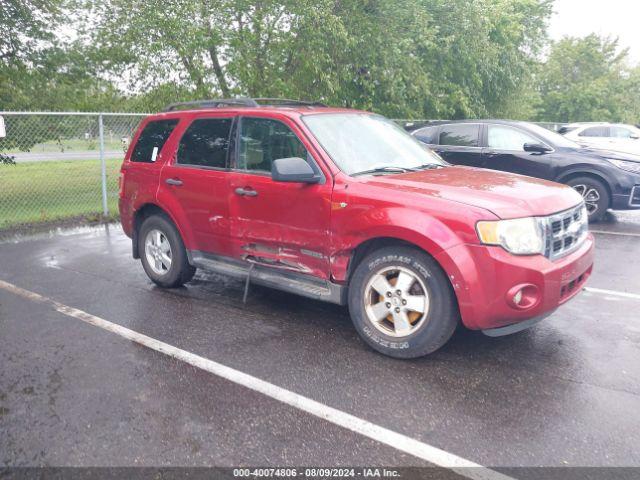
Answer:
119;99;594;359
559;122;640;156
410;120;640;221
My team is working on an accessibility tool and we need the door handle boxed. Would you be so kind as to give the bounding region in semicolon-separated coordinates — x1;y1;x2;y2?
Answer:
235;187;258;197
165;178;183;186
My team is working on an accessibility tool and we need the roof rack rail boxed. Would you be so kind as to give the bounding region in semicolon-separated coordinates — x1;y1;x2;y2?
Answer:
164;98;259;111
253;98;328;107
163;97;328;112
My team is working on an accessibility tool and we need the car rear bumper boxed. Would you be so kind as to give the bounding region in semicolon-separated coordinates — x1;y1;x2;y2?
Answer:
118;198;134;238
435;234;595;331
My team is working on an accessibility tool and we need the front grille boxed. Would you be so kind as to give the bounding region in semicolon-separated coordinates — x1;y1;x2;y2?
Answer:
544;203;589;260
631;186;640;207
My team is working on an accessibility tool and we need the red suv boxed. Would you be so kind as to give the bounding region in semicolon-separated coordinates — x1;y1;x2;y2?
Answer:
119;98;594;358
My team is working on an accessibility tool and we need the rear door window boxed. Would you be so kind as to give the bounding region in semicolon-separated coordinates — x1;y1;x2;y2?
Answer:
177;118;232;168
131;119;179;163
579;126;609;137
439;124;480;147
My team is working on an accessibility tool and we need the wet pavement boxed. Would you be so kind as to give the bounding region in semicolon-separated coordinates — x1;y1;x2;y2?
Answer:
0;211;639;471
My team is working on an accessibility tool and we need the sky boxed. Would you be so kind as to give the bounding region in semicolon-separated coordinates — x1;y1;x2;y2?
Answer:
549;0;640;64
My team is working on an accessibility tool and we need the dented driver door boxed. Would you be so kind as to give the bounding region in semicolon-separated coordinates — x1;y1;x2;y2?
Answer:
227;115;332;280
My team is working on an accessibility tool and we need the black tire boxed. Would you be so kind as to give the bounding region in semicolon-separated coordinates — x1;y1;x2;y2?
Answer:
348;246;459;359
138;214;196;288
565;176;609;222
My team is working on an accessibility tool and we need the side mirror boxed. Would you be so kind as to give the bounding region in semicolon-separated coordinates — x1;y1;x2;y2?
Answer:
630;134;639;140
271;157;321;183
523;143;552;154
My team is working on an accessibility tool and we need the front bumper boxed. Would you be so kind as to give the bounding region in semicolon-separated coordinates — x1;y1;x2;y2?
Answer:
435;234;595;331
481;312;554;337
609;169;640;209
612;184;640;209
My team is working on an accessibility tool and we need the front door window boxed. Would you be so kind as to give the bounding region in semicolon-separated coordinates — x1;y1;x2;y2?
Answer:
487;125;540;151
238;117;308;173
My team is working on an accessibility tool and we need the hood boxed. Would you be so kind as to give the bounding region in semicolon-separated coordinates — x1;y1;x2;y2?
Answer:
363;166;583;219
573;147;640;162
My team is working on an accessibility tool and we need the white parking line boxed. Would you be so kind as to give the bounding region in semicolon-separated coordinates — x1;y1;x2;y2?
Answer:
0;279;511;480
591;230;640;238
584;287;640;301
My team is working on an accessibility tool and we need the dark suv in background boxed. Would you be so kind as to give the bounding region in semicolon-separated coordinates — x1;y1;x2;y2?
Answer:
410;120;640;221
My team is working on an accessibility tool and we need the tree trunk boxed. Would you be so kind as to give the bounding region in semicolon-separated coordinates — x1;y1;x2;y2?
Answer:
179;55;208;95
208;45;230;97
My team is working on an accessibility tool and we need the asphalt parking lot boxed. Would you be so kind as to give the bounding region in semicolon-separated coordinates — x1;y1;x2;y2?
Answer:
1;212;639;478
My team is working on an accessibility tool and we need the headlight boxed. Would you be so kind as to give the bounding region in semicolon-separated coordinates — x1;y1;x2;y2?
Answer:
608;159;640;174
476;217;545;255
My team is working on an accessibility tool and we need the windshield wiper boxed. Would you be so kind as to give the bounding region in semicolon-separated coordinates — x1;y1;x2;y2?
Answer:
406;163;445;171
351;166;412;177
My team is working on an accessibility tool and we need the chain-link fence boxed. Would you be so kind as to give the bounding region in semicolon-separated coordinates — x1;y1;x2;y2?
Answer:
0;112;147;231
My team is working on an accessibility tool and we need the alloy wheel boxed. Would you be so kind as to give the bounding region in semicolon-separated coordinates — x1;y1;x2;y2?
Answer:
363;265;430;338
572;184;600;215
144;228;173;275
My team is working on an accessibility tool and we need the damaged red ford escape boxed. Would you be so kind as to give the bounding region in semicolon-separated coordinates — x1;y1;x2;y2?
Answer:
119;98;594;358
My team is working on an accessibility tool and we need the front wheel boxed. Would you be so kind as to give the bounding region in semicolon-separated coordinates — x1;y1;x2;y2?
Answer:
348;246;459;359
138;214;196;288
566;176;609;222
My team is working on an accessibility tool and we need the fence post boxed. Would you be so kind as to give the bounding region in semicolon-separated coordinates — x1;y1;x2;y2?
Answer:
98;114;108;216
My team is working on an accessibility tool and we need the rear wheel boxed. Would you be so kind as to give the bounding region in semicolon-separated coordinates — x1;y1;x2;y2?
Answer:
348;246;459;359
565;176;609;222
138;215;196;288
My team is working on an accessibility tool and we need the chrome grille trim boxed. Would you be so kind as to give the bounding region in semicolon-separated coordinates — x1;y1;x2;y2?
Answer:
543;203;589;261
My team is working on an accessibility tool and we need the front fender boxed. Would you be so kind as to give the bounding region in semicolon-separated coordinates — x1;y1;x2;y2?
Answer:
329;205;481;283
555;165;614;188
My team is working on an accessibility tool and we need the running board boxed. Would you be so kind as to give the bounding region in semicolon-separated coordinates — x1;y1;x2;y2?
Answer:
188;250;347;305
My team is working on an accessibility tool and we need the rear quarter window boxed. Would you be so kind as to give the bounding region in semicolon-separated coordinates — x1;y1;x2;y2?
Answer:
579;126;608;138
413;126;439;144
131;119;179;163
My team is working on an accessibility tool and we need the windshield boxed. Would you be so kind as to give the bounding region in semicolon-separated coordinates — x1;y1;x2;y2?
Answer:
303;113;445;175
525;123;580;148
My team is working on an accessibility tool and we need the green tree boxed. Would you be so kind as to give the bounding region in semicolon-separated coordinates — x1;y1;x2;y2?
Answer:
419;0;551;119
0;0;128;113
536;34;636;123
0;0;59;62
621;65;640;124
78;0;551;118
